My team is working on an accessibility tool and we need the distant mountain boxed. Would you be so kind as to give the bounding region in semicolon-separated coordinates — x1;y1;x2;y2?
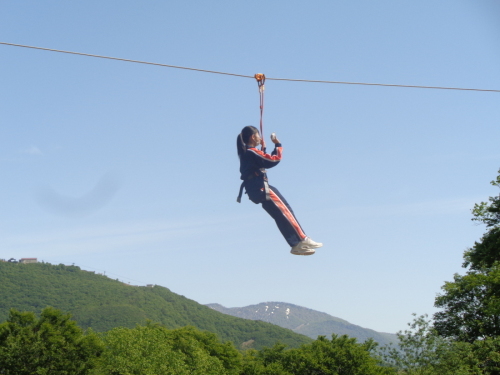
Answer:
0;262;311;350
206;302;398;347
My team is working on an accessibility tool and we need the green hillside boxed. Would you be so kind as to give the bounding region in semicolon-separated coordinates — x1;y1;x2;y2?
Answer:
0;262;311;349
207;302;398;346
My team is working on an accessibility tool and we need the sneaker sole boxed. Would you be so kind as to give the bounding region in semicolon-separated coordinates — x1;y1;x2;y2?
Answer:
290;249;315;256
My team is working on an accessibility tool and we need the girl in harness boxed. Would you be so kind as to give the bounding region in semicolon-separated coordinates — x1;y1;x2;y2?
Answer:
236;125;323;256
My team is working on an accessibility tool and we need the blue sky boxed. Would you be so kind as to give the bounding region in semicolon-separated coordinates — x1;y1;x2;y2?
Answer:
1;1;500;334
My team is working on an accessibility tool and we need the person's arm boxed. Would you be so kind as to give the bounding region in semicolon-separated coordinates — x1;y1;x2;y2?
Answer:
247;140;282;169
271;142;281;157
270;135;281;158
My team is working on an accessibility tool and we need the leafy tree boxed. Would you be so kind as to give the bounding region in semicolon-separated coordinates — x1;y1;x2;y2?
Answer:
463;227;500;272
92;323;242;375
243;335;393;375
434;169;500;342
469;336;500;375
241;344;292;375
0;307;103;375
434;268;500;342
381;314;481;375
470;172;500;229
91;324;188;375
168;326;242;375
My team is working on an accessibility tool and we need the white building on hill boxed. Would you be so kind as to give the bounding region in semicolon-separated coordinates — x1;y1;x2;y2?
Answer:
19;258;37;264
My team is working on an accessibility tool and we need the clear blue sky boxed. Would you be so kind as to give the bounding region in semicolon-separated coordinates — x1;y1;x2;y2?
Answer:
1;1;499;334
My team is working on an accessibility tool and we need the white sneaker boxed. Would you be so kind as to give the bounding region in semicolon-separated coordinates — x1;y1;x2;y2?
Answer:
290;242;316;256
301;237;323;249
290;237;323;256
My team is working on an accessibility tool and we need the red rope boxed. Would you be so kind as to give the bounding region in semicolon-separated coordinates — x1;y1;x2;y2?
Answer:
255;73;266;149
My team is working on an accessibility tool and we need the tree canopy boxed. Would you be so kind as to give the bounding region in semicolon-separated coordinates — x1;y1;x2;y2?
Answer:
434;169;500;342
0;307;103;375
0;307;395;375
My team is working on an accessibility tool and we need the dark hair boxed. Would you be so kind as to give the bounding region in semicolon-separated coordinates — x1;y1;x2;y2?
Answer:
236;126;259;158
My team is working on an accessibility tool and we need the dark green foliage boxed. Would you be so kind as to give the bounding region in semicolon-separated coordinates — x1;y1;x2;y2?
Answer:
434;169;500;343
0;262;311;349
465;169;500;271
92;324;243;375
434;268;500;342
0;307;103;375
463;227;500;271
471;171;500;229
414;168;500;374
380;315;482;375
380;315;500;375
468;336;500;375
243;335;393;375
168;326;243;374
0;307;395;375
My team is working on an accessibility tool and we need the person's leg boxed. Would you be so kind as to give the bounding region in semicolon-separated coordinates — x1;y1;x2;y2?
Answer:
261;185;307;247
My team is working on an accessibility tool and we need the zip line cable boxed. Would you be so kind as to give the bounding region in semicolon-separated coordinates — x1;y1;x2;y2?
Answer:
0;42;253;79
1;41;500;94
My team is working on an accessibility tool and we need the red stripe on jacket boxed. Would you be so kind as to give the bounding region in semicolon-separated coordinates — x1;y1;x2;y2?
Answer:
247;146;282;163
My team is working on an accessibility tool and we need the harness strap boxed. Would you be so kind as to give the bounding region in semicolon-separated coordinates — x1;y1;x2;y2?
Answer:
236;172;255;203
263;180;270;201
236;169;270;203
236;181;245;203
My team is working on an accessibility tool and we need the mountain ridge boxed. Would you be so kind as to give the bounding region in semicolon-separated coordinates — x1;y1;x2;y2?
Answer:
206;301;398;346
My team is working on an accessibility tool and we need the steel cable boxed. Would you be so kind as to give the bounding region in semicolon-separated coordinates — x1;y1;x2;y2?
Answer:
1;41;499;93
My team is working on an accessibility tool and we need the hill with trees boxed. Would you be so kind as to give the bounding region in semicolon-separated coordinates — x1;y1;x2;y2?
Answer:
0;261;311;349
206;302;398;346
0;307;393;375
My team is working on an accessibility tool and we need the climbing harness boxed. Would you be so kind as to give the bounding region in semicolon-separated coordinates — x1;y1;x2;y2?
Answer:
237;167;270;204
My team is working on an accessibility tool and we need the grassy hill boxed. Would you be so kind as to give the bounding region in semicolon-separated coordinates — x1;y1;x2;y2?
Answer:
206;302;398;346
0;262;311;349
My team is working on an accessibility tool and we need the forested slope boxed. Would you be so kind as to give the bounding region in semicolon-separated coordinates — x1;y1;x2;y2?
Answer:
0;262;311;349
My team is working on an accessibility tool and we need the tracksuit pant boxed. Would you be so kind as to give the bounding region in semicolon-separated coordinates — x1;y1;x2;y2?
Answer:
262;185;307;247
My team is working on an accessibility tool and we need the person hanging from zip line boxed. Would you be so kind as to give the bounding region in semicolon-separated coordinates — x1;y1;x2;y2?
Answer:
236;125;323;256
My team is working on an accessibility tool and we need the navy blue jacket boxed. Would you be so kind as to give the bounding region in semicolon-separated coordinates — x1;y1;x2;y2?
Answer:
238;143;282;204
